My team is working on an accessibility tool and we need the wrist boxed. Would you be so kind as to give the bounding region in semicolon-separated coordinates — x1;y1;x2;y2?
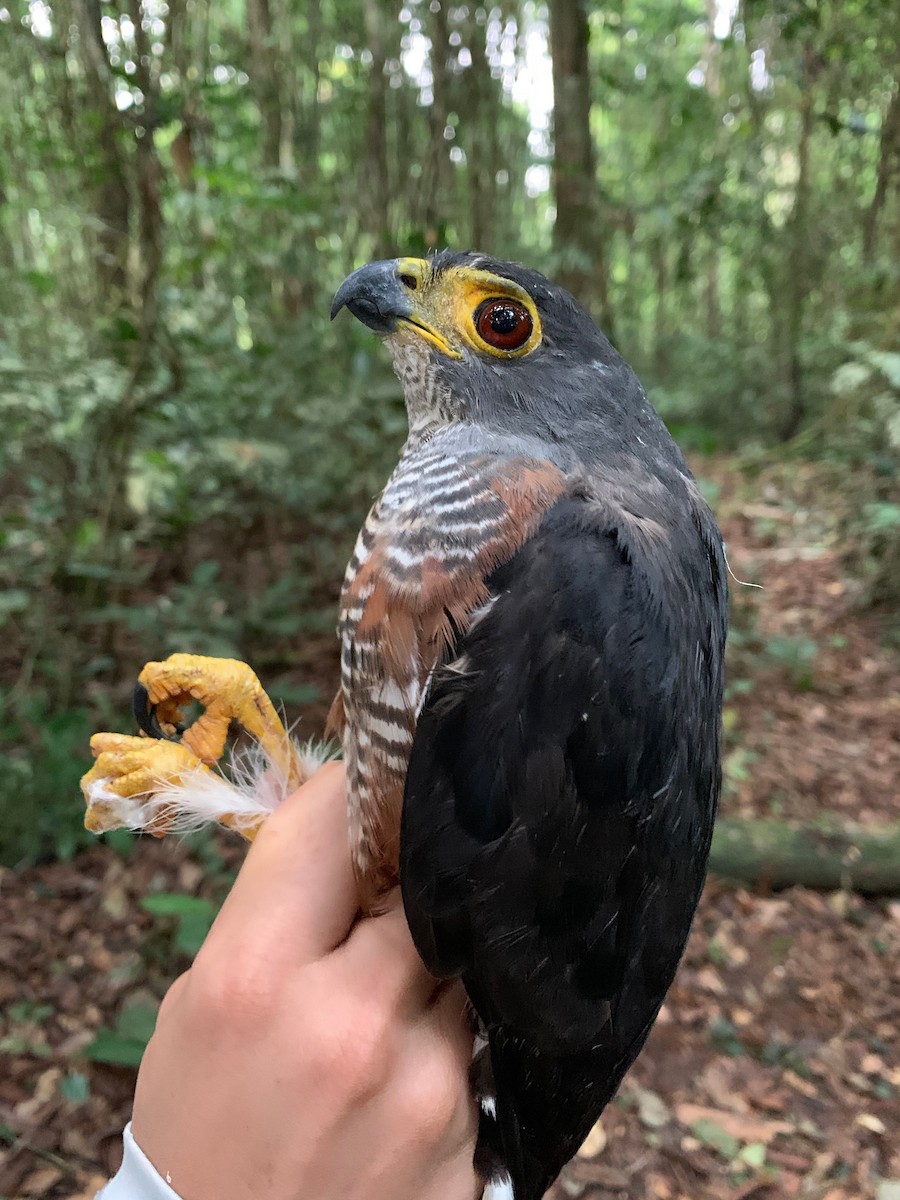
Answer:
97;1123;183;1200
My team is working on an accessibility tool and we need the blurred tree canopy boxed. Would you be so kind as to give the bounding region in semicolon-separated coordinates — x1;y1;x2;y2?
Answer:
0;0;897;862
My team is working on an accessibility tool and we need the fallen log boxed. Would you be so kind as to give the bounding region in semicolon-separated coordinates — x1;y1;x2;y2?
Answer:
709;819;900;896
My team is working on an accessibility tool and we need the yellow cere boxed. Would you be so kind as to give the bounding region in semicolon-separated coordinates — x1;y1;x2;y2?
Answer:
394;257;542;359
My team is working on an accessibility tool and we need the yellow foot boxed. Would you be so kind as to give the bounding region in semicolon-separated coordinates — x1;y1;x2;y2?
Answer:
80;733;266;841
135;653;303;789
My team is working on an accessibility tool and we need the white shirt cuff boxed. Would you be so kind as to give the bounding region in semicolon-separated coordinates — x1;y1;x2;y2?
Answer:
96;1123;183;1200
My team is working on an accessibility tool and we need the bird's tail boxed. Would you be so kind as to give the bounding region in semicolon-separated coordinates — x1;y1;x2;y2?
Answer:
481;1175;516;1200
473;1031;547;1200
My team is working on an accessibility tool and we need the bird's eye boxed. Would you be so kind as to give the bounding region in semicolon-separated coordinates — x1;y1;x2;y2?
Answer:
474;298;534;352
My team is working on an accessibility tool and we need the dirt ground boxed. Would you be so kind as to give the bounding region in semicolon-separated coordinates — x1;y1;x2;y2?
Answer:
1;460;898;1200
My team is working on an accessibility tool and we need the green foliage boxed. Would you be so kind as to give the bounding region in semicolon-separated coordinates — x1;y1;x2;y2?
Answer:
0;999;54;1057
708;1016;746;1058
59;1071;91;1104
6;1001;53;1024
141;892;221;957
0;0;897;867
847;499;900;617
690;1117;741;1161
825;343;900;464
727;594;821;698
824;343;900;612
763;635;818;692
86;993;160;1069
0;690;95;866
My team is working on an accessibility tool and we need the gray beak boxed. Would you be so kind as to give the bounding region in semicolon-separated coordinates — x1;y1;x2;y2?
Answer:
330;260;413;333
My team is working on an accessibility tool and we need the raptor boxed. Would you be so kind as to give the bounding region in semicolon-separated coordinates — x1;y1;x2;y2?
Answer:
82;252;728;1200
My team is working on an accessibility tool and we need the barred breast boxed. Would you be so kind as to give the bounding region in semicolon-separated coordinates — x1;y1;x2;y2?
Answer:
334;429;566;909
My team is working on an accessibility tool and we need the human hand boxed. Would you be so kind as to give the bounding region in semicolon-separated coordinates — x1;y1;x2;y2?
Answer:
131;763;479;1200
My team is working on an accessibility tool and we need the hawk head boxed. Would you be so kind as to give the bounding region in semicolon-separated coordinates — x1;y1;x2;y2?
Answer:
332;251;647;449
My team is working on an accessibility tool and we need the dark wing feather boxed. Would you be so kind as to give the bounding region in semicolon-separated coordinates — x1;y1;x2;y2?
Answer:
400;495;727;1199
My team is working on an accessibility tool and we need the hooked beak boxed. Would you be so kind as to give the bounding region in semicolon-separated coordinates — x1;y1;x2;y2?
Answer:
331;259;460;357
330;260;413;333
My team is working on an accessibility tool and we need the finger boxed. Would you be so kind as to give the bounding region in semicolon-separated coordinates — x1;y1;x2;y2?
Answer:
430;980;476;1062
428;984;480;1146
204;762;358;965
393;980;479;1152
335;894;444;1012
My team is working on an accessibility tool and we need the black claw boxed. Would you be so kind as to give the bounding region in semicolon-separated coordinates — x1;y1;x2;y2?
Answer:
133;681;183;741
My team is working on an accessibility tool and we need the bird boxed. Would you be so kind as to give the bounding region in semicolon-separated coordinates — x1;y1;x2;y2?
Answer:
82;251;728;1200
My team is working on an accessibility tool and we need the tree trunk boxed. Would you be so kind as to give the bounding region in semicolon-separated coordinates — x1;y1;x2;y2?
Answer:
86;0;167;661
781;49;816;441
465;13;498;251
295;2;322;168
361;0;391;255
862;77;900;261
247;0;283;170
652;234;668;376
78;0;131;300
706;236;721;342
549;0;612;329
710;819;900;896
129;0;164;344
421;0;454;248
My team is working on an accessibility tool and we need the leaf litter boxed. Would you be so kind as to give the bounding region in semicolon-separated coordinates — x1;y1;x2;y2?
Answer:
2;458;899;1199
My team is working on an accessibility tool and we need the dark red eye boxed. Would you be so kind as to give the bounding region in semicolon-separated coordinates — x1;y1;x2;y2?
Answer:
474;298;534;351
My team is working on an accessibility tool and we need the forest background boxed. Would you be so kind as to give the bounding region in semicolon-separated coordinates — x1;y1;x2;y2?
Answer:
1;0;898;859
0;1;899;1196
